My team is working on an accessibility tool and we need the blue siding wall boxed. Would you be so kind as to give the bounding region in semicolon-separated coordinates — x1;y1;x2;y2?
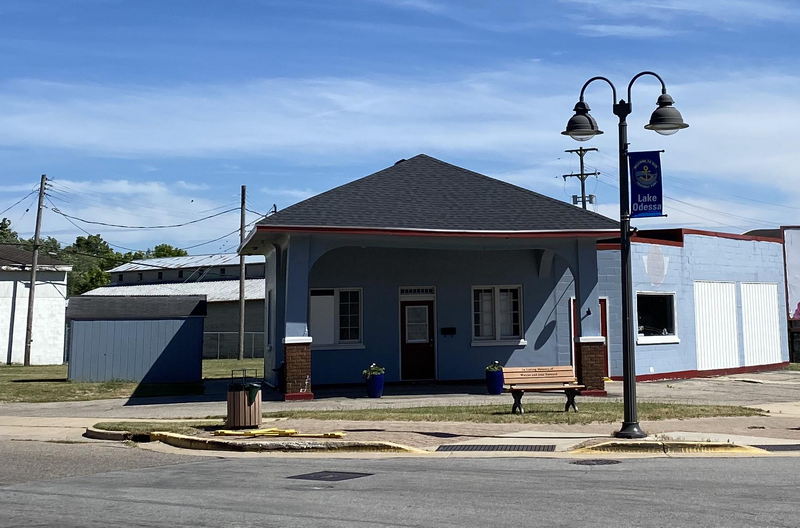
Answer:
308;247;575;384
598;235;788;377
68;318;203;383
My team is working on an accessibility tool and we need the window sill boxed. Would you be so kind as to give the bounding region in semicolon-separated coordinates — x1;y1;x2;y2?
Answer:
471;339;527;347
637;335;680;345
311;343;366;351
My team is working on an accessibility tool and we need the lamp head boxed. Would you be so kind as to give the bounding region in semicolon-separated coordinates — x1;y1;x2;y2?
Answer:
561;101;603;141
644;93;688;135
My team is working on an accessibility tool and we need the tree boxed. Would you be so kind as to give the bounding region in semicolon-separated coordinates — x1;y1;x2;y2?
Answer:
150;243;188;258
61;234;117;296
0;218;22;245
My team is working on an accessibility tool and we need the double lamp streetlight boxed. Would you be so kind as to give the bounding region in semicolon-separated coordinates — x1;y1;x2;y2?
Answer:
561;71;688;438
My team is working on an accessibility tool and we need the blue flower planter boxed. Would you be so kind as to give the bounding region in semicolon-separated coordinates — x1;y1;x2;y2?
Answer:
366;374;385;398
485;370;504;395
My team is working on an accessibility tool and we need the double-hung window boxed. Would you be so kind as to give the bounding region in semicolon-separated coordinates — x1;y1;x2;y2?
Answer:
472;285;524;343
310;288;363;348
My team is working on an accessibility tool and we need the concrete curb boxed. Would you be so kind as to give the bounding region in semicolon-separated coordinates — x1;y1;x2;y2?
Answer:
573;440;767;455
150;432;428;454
84;427;133;441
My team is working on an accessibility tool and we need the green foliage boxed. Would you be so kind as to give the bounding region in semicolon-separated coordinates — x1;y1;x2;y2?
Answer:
362;363;386;379
0;218;22;244
150;243;188;258
0;218;192;296
485;361;503;372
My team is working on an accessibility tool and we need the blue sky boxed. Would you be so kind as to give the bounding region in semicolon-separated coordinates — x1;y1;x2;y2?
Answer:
0;0;797;252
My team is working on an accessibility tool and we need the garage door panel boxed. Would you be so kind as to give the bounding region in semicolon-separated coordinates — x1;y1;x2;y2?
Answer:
694;281;739;370
741;283;781;367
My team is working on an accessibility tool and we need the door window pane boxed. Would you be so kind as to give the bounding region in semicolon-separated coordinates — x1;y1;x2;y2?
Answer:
405;306;429;343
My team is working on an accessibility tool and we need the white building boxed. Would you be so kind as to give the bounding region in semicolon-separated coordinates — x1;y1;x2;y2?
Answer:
1;244;71;365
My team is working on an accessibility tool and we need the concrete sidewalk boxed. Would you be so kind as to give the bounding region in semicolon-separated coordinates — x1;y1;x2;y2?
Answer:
2;369;800;456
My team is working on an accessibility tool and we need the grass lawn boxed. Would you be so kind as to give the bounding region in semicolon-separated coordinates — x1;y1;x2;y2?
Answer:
263;402;764;425
0;364;137;403
786;363;800;371
0;358;261;403
92;402;764;435
202;358;263;379
93;420;223;436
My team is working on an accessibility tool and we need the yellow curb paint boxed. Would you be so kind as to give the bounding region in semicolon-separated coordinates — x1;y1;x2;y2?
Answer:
573;441;767;455
150;432;427;454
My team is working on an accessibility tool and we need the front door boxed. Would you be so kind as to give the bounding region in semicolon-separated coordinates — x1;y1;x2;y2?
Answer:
400;300;435;380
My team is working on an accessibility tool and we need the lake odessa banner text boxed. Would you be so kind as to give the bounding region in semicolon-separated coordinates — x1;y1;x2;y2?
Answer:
628;150;663;218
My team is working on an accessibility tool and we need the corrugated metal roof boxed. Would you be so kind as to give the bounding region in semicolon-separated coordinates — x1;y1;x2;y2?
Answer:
107;253;264;273
83;278;264;302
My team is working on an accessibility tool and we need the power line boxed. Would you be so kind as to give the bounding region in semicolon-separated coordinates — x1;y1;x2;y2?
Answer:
0;189;39;217
48;205;238;229
181;218;260;251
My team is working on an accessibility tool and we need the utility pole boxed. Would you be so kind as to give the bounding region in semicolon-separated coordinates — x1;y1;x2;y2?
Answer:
238;185;246;361
562;147;599;209
24;174;47;366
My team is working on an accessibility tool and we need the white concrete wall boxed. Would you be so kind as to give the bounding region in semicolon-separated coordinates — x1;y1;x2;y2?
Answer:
0;270;68;365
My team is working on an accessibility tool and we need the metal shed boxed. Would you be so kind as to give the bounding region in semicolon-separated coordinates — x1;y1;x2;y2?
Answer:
67;295;206;383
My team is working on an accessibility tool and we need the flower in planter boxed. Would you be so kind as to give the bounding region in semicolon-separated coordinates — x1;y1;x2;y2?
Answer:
362;363;386;379
485;361;503;372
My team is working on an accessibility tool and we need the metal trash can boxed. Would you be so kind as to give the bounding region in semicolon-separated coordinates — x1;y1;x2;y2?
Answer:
226;369;262;429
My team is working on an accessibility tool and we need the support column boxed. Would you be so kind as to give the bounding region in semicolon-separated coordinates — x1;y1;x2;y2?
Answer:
576;339;607;396
283;337;313;401
282;235;313;401
572;239;606;396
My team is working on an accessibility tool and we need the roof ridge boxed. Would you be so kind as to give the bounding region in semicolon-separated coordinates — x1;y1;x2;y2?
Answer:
257;154;619;232
417;154;617;224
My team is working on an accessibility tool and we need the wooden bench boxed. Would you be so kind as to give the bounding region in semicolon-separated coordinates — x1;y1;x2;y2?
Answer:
502;366;585;414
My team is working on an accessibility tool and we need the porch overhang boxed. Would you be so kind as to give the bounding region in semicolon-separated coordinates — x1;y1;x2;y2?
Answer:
240;224;619;255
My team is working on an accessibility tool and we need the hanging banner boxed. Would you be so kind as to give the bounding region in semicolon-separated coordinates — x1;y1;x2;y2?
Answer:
628;150;663;218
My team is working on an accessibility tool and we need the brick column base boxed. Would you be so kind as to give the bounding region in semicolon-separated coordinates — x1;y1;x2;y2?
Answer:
283;338;314;401
576;341;607;397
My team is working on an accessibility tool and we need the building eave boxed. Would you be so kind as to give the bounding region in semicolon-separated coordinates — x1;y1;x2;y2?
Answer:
252;224;620;239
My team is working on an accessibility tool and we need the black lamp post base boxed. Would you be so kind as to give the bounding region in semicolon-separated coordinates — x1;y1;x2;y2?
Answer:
614;422;647;439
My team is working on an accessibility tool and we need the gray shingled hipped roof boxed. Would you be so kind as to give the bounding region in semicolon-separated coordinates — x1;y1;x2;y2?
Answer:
258;154;619;232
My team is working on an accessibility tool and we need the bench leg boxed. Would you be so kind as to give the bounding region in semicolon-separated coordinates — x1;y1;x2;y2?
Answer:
564;389;578;412
511;390;524;415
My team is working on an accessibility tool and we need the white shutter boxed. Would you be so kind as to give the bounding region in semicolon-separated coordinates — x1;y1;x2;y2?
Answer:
694;281;739;370
741;283;781;366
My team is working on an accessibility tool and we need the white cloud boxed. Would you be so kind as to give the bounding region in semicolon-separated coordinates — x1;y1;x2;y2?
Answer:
561;0;800;24
0;62;798;234
578;24;679;38
6;177;254;251
261;187;317;201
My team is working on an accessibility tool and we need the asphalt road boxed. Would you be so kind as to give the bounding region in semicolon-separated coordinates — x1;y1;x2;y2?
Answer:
1;443;799;528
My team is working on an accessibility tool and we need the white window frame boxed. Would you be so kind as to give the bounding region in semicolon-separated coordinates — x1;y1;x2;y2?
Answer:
471;285;527;346
310;287;364;350
636;291;680;345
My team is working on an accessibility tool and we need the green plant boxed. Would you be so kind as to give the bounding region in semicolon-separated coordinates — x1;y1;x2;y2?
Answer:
362;363;385;379
485;361;503;372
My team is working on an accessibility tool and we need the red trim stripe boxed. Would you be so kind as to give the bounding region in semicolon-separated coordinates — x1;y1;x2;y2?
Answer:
680;228;783;244
256;225;619;239
609;362;789;382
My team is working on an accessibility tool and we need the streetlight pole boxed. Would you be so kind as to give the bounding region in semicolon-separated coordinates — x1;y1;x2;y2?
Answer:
561;72;688;439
